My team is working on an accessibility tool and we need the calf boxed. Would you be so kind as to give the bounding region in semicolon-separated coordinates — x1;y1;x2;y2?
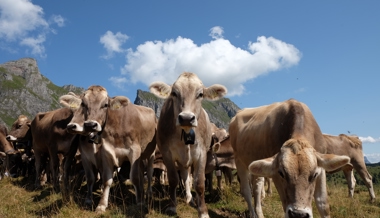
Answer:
150;72;227;218
60;86;157;213
324;133;375;202
230;99;351;218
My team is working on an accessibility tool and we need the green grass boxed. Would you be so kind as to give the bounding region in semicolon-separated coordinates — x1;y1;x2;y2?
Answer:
1;171;379;218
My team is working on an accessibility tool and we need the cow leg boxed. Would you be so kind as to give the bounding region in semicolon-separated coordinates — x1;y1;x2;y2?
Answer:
205;172;213;193
236;160;258;218
192;156;209;218
343;169;356;198
313;169;331;217
252;176;265;217
164;161;179;216
266;177;272;195
180;168;193;205
354;163;376;202
223;167;233;186
82;158;96;207
145;152;155;206
33;150;43;189
48;152;60;193
96;164;114;213
129;151;145;206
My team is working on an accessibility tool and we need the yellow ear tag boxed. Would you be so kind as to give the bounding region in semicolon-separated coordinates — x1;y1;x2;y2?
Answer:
111;102;121;110
70;102;79;109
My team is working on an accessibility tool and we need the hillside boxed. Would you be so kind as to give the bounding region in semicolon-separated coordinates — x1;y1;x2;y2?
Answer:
0;58;84;127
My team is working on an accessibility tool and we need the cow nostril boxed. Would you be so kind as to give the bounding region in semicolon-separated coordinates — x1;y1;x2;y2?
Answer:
67;123;76;130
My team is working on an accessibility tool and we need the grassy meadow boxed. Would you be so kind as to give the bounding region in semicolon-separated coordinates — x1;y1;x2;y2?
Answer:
0;168;380;218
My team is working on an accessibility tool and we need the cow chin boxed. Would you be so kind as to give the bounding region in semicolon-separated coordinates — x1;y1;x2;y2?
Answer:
285;205;312;218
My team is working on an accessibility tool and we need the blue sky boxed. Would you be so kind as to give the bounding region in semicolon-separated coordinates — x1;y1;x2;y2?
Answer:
1;1;379;161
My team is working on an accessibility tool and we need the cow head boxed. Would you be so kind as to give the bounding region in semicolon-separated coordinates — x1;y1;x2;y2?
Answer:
60;86;130;135
6;115;32;142
248;138;350;218
150;72;227;133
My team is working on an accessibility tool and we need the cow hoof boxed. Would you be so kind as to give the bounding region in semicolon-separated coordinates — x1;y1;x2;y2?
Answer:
200;214;210;218
164;206;177;217
84;198;93;207
95;205;106;213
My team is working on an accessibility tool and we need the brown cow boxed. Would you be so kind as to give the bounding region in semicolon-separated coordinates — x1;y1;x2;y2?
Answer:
205;133;236;192
229;99;351;218
150;72;227;218
59;86;157;213
28;108;78;193
324;133;375;202
0;123;21;178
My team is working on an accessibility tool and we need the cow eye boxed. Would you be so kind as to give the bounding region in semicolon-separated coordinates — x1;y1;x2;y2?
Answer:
309;172;318;182
278;170;285;179
171;92;177;97
197;92;204;99
17;124;22;128
103;103;108;108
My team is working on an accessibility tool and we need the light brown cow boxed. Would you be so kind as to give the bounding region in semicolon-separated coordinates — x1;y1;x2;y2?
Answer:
229;99;351;218
60;85;157;213
150;72;227;218
324;133;375;202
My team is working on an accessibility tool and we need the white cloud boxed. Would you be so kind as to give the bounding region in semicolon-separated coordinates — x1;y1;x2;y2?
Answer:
0;0;64;57
109;76;128;90
120;26;301;96
360;136;380;143
100;31;129;59
50;15;65;27
20;34;46;57
209;26;224;39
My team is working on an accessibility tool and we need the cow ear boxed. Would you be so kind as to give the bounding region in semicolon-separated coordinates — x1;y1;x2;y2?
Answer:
212;142;221;153
248;155;277;177
316;153;351;172
150;82;172;99
204;84;227;101
110;96;130;110
60;94;81;110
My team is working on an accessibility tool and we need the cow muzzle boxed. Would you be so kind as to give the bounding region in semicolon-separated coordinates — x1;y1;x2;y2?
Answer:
286;206;312;218
84;120;102;132
6;135;17;142
66;123;84;133
178;112;197;127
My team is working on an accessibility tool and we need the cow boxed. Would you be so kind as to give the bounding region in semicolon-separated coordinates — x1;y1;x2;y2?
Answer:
323;133;375;202
205;133;236;193
0;123;21;178
6;115;34;178
149;72;227;218
59;85;157;213
229;99;351;218
27;108;79;194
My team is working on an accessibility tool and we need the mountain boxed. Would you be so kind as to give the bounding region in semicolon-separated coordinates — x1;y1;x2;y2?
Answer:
364;156;371;164
0;58;239;131
0;58;84;127
134;89;240;130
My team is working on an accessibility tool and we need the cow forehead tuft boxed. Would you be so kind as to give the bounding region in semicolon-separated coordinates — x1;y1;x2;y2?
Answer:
282;138;313;155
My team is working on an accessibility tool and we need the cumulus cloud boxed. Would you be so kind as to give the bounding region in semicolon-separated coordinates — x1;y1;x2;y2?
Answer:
209;26;224;39
120;26;301;96
109;76;128;90
359;136;380;143
0;0;65;57
100;31;129;59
